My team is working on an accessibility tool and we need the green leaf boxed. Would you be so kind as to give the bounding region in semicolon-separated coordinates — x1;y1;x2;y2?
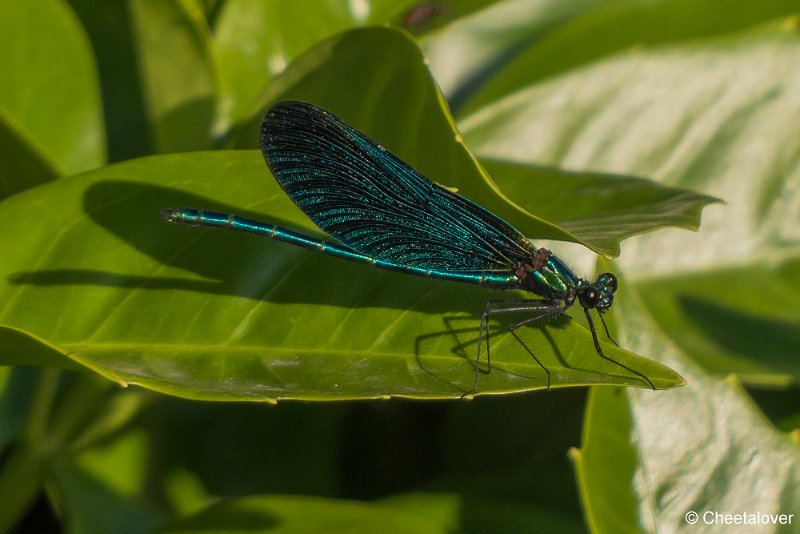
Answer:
51;426;161;534
0;109;62;199
213;0;503;131
213;0;416;131
0;325;81;369
570;387;639;534
182;0;220;20
377;493;461;532
0;0;105;190
159;494;450;533
483;158;720;257
458;0;800;115
68;0;216;157
0;152;682;400
127;0;216;153
636;265;800;385
0;367;36;450
421;0;606;107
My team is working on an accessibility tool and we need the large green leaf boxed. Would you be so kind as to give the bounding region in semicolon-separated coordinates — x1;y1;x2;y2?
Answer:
0;0;105;194
573;272;800;532
0;27;706;402
0;152;682;401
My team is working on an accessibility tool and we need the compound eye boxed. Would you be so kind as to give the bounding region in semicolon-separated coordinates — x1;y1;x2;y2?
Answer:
600;272;618;293
578;287;599;309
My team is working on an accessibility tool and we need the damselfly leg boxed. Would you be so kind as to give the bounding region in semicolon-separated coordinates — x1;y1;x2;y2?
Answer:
465;299;565;397
583;308;655;389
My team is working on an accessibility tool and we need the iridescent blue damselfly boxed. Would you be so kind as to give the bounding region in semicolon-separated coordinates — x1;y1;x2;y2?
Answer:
161;101;655;394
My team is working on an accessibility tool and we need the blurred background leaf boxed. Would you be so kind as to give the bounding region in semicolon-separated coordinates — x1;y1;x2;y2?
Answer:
0;0;105;197
68;0;216;158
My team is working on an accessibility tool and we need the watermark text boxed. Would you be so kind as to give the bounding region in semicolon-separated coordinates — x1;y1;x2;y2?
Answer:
685;510;793;526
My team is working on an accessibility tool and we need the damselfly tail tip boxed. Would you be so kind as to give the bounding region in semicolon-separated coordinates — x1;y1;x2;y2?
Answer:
160;208;181;222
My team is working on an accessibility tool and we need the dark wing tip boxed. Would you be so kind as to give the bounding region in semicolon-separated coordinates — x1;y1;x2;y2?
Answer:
260;101;334;146
261;100;321;132
260;100;341;179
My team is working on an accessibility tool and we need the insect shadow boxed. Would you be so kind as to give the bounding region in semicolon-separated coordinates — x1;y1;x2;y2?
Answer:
413;311;580;395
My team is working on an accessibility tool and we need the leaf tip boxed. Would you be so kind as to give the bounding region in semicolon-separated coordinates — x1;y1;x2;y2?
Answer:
653;370;686;390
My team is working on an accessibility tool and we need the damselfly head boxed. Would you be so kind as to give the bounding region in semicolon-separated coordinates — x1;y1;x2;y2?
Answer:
578;272;618;312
